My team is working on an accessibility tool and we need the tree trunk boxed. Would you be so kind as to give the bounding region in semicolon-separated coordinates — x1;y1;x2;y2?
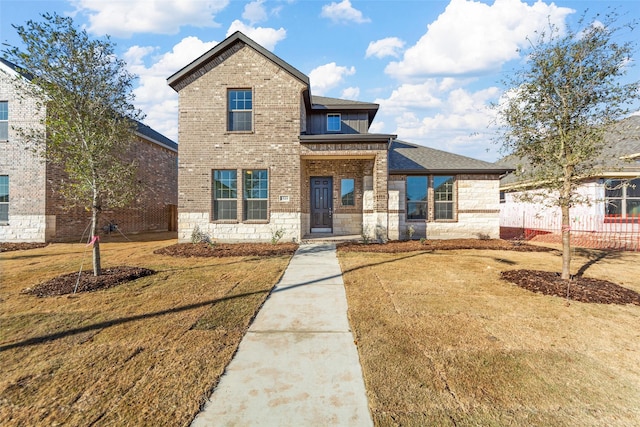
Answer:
91;195;102;276
560;203;571;280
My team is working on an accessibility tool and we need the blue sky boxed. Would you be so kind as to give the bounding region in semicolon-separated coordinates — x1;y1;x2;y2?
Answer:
2;0;639;161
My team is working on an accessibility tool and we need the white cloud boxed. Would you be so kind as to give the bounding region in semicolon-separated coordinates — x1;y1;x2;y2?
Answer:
365;37;405;59
226;20;286;51
72;0;229;37
341;86;360;100
374;78;503;160
321;0;370;24
308;62;356;95
125;37;219;142
243;0;268;25
385;0;574;81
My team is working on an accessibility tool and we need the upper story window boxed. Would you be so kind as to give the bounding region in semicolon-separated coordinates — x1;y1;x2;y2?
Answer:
0;175;8;223
0;101;8;141
327;113;341;132
228;89;252;132
605;178;640;219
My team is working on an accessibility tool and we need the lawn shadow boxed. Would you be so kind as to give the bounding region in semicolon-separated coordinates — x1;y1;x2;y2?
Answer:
0;289;268;352
574;249;625;277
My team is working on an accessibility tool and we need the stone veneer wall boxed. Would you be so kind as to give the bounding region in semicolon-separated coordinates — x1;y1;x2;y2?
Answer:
176;44;306;243
0;67;48;242
388;174;501;240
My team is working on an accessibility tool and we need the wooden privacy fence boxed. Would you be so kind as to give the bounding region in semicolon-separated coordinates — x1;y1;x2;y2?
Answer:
500;211;640;251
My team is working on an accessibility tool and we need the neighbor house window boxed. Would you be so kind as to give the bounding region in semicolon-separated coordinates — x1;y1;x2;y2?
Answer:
213;170;237;220
228;89;252;131
406;176;428;220
327;113;341;132
0;175;8;222
244;169;268;220
341;178;355;206
605;178;640;219
0;101;8;141
434;176;454;220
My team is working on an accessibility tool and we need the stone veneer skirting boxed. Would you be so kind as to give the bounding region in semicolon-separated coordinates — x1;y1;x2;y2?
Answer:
179;212;301;243
0;215;55;242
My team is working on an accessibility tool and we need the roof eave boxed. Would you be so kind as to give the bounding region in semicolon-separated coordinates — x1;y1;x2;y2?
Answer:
392;168;514;175
167;31;310;91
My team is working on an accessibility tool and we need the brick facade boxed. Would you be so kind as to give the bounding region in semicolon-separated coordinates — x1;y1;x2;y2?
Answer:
170;32;506;243
0;61;177;242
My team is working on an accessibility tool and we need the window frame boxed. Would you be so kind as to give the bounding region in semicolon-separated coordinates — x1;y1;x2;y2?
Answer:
433;176;455;220
406;176;428;220
0;175;8;223
340;178;355;206
405;175;456;222
327;113;341;132
0;101;8;141
227;89;253;132
212;170;238;221
243;169;269;221
605;178;640;221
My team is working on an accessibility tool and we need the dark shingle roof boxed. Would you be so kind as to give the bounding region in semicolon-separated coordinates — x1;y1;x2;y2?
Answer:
135;121;177;152
389;140;513;174
499;115;640;188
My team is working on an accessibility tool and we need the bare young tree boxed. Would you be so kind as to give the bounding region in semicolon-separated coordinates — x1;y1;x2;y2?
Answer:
497;10;640;280
4;13;144;275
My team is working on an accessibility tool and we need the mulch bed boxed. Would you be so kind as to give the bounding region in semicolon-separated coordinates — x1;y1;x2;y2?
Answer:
0;242;48;252
154;242;299;258
501;270;640;306
22;267;156;297
12;239;639;305
337;238;553;253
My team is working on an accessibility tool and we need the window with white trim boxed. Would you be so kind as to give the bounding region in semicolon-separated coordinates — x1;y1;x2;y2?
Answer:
605;178;640;219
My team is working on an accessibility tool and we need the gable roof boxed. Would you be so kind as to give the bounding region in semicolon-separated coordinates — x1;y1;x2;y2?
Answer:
167;31;310;93
1;57;177;152
389;140;513;174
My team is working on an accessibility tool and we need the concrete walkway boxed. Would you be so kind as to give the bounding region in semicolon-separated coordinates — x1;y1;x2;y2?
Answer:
191;243;373;427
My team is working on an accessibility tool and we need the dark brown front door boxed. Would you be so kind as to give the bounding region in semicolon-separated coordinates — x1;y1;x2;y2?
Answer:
311;176;332;232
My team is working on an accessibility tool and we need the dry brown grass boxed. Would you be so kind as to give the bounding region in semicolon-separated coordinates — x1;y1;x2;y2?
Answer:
338;246;640;426
0;233;292;426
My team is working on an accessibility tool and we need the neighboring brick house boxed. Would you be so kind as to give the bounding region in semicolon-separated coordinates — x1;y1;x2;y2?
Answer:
0;58;178;242
168;31;510;243
499;115;640;242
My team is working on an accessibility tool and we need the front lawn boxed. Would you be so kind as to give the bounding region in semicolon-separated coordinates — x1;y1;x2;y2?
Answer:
338;246;640;426
0;236;294;426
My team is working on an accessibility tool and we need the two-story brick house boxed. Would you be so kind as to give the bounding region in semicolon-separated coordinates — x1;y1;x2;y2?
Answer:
0;58;178;242
168;32;510;243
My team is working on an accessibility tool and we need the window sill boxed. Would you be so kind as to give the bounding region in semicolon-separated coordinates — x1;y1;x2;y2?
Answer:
225;131;254;135
243;220;269;224
211;220;239;224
